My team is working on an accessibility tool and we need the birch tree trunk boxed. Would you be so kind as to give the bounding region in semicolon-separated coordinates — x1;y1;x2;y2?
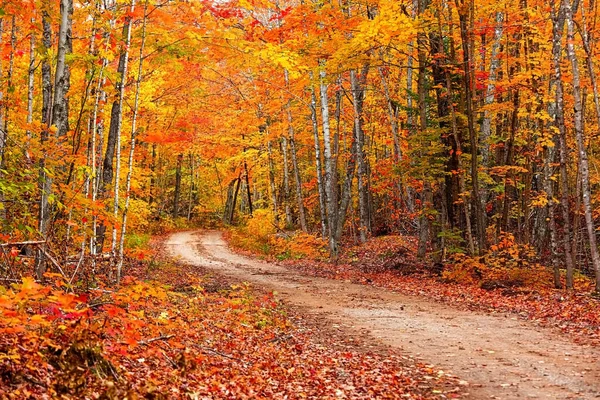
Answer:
3;16;15;135
320;68;339;255
480;12;503;166
551;1;574;288
37;1;72;278
38;11;52;245
26;19;35;152
563;0;600;291
111;0;135;256
52;0;73;139
117;0;148;281
309;76;327;239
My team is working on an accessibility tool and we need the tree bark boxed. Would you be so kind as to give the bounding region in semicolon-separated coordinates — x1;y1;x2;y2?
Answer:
320;68;339;256
563;0;600;291
173;153;183;218
309;75;327;239
480;12;504;166
117;0;148;281
111;0;135;255
458;0;486;252
267;140;279;224
281;137;293;227
351;66;370;243
284;70;307;232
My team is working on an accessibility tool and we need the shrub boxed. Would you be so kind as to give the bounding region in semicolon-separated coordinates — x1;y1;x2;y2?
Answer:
444;233;553;289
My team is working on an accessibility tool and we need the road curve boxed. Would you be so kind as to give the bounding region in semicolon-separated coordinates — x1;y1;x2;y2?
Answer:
166;230;600;400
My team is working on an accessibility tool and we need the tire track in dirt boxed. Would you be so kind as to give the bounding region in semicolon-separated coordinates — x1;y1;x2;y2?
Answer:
166;231;600;399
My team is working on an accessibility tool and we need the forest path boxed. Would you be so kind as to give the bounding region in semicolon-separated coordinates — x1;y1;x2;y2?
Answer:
166;231;600;399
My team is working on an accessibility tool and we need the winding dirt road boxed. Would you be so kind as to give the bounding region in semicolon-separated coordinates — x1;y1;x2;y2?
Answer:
166;231;600;399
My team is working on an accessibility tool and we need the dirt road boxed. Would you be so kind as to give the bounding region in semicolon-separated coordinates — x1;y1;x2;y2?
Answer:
166;231;600;399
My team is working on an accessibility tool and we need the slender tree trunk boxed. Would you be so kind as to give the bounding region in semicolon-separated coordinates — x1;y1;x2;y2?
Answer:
91;31;110;257
52;0;73;139
281;137;293;226
320;68;339;255
416;0;430;258
149;144;157;205
309;76;327;239
187;153;195;221
378;66;408;211
351;66;370;243
481;12;504;166
284;70;307;231
580;3;600;131
564;0;600;291
3;16;16;135
97;4;134;255
111;0;136;256
267;140;279;224
117;0;148;281
37;12;52;279
243;160;253;215
37;1;72;278
26;20;35;157
551;1;575;288
226;176;241;224
173;153;183;218
458;0;486;252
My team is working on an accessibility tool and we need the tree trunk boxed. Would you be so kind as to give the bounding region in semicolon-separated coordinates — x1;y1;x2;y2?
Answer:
117;0;148;282
416;0;430;259
458;0;486;252
243;160;253;215
52;0;73;139
267;140;279;224
187;153;195;221
563;0;600;291
309;76;327;239
223;176;241;225
37;12;52;279
97;5;134;254
480;12;504;167
173;153;183;218
351;66;370;243
320;68;339;256
378;66;408;212
111;0;135;256
281;137;293;227
550;1;574;288
26;19;35;156
284;70;307;232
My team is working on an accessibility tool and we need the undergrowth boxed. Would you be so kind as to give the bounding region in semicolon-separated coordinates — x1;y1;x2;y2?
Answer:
0;239;460;399
228;210;329;261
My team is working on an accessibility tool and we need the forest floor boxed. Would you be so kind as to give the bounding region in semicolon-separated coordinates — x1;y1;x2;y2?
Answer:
166;230;600;400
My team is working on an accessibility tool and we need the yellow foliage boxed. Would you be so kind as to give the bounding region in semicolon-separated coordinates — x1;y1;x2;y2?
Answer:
126;199;152;232
246;209;276;240
445;233;551;289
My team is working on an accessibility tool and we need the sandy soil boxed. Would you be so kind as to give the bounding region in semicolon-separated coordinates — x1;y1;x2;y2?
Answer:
165;231;600;399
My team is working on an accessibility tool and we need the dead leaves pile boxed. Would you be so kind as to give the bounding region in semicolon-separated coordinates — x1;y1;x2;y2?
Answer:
0;256;462;399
